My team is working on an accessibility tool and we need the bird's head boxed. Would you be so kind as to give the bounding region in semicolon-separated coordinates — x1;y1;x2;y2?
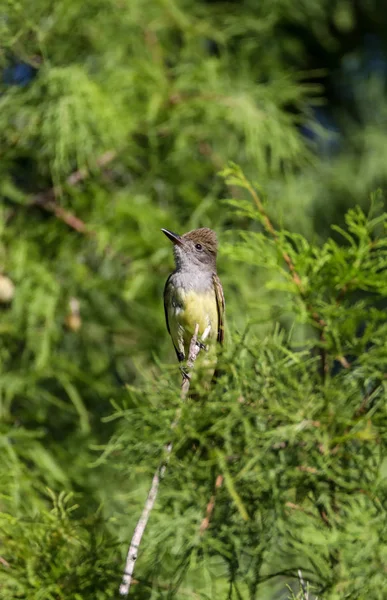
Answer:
162;227;218;271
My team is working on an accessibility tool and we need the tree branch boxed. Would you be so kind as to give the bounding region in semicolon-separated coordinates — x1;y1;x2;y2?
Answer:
298;569;309;600
119;455;169;597
181;323;211;400
199;474;224;535
24;150;132;265
237;171;328;377
119;323;211;597
355;377;385;417
29;150;117;234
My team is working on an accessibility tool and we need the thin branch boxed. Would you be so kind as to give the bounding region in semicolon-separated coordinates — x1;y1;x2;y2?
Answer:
40;201;89;233
181;323;211;400
298;569;309;600
119;323;211;597
285;502;315;518
318;330;328;381
237;172;328;376
29;150;117;234
25;150;132;265
118;450;171;595
0;556;10;568
199;474;224;535
67;150;117;185
355;377;385;417
241;176;303;289
335;355;351;370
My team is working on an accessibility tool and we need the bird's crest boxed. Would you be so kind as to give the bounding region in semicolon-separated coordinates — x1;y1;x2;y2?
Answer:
182;228;218;255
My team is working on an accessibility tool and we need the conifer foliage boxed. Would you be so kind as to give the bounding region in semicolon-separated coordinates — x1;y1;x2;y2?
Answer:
0;0;386;598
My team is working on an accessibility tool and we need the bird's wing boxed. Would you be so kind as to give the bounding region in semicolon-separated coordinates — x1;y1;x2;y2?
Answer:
163;274;184;362
212;272;225;344
163;273;172;336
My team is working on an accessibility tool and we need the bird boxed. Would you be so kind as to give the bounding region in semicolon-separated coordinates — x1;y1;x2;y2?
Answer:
162;227;225;373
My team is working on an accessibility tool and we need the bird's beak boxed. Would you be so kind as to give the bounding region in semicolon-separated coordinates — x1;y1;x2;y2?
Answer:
161;228;184;247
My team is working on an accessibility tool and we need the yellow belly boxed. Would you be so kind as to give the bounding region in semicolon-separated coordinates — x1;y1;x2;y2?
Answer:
168;288;218;357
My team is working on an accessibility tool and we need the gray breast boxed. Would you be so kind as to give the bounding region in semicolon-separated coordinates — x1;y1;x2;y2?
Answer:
170;269;214;293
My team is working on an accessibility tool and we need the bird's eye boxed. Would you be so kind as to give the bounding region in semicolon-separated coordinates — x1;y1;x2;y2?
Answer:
195;243;203;251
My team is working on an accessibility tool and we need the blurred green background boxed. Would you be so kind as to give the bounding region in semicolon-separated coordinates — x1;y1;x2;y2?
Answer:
1;0;387;598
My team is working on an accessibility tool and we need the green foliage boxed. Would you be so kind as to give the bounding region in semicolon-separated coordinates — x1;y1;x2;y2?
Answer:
0;491;118;599
103;180;387;598
1;0;387;598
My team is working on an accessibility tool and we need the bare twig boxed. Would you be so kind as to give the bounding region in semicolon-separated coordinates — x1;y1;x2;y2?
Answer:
241;177;303;289
119;448;170;597
25;150;132;265
119;323;211;597
297;569;309;600
29;150;117;234
237;173;328;377
336;355;351;370
199;474;224;535
41;201;89;233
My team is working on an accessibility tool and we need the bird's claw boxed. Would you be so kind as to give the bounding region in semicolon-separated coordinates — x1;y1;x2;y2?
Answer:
180;365;191;380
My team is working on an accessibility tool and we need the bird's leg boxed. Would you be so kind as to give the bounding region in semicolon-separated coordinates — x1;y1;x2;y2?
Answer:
197;325;212;352
180;364;191;381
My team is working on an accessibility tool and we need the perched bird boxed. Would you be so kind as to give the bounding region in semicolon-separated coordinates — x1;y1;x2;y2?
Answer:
162;227;225;369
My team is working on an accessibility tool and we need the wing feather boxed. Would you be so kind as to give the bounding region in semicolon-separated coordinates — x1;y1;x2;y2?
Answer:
163;274;172;336
212;273;225;344
164;274;184;362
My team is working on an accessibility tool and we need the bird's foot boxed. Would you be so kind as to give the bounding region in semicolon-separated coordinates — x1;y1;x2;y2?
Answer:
180;365;191;380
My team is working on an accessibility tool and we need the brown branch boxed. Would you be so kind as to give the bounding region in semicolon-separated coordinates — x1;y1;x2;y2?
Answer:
199;474;224;535
336;283;349;303
241;177;303;287
318;330;329;381
24;150;131;265
42;201;89;233
119;324;211;597
285;502;315;519
0;556;10;568
335;355;351;370
241;175;310;303
238;173;329;377
29;150;117;233
317;507;330;527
